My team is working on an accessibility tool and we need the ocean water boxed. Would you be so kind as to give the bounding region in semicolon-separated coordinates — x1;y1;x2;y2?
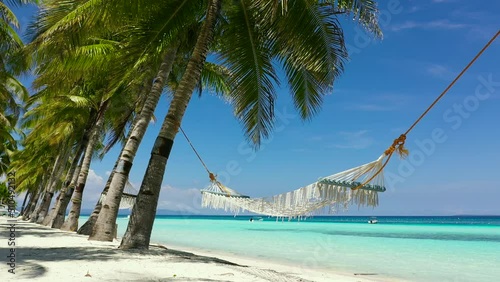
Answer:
95;215;500;281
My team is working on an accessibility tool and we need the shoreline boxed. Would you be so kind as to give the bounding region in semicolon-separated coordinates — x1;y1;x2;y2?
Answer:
0;216;391;281
161;242;399;282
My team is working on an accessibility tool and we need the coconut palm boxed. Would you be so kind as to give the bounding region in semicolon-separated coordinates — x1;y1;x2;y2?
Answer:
22;0;155;229
118;0;222;249
119;0;381;249
1;0;32;176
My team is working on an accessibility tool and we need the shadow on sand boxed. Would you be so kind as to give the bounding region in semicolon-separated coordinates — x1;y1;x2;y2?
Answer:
1;220;245;281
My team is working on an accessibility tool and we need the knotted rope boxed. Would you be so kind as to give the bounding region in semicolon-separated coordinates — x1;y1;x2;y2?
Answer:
352;30;499;191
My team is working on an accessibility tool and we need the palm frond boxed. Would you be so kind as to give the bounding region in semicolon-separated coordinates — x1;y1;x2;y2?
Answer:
219;0;279;146
327;0;382;37
273;0;348;119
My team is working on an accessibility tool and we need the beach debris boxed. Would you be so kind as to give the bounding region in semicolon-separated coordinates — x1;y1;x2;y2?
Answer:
85;270;92;277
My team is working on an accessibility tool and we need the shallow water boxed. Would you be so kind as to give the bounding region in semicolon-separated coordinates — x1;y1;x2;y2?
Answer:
83;215;500;282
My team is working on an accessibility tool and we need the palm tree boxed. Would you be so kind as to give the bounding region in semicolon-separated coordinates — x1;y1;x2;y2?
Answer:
22;0;154;229
119;0;222;249
82;0;207;239
1;0;32;177
119;0;381;249
43;142;85;227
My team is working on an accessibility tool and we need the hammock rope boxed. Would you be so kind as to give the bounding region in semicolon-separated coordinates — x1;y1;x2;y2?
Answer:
353;29;499;190
99;180;137;209
185;30;499;217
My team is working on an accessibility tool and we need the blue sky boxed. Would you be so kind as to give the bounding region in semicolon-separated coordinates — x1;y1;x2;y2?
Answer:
12;1;500;215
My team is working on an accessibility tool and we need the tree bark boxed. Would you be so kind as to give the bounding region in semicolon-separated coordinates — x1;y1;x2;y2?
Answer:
120;0;221;249
90;48;177;241
77;171;114;235
61;101;108;231
44;134;88;227
23;186;42;221
37;144;71;224
79;70;156;236
19;191;30;216
29;153;62;223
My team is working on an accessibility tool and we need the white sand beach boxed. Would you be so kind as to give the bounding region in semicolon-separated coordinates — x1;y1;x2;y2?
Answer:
0;217;386;282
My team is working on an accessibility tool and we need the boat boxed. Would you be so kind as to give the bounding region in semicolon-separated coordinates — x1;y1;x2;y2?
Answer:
368;217;378;224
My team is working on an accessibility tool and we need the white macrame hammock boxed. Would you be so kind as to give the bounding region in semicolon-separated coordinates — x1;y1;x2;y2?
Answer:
99;180;137;209
201;153;388;217
196;31;500;218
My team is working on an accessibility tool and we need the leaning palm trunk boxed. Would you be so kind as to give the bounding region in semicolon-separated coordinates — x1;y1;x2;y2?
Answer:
19;191;30;215
80;71;156;235
37;144;71;224
22;187;36;219
77;171;114;235
90;48;177;241
61;102;108;231
120;0;221;249
44;139;86;227
23;184;42;220
30;159;62;223
29;154;60;222
51;160;82;228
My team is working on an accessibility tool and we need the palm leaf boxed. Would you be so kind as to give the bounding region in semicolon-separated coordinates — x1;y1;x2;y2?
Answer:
219;0;279;146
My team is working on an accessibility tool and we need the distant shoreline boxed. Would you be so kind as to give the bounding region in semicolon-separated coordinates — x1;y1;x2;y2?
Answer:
82;213;500;217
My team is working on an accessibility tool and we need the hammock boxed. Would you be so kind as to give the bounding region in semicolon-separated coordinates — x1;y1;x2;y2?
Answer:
195;31;498;218
201;153;387;217
99;180;137;209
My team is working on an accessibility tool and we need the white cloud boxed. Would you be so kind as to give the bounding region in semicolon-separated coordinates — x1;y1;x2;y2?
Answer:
80;169;107;209
80;171;211;214
390;21;419;32
407;6;420;13
426;63;454;79
343;93;414;112
157;185;205;214
390;20;467;32
332;130;374;150
87;169;104;186
347;104;395;112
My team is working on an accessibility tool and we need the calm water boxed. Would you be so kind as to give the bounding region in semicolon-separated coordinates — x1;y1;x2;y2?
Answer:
85;215;500;281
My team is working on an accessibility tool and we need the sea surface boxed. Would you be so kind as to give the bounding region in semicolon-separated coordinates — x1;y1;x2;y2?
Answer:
83;215;500;281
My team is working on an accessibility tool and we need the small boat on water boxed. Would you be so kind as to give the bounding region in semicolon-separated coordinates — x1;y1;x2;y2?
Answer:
368;217;378;224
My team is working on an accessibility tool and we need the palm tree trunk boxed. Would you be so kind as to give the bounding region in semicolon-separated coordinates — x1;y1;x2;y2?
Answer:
90;48;178;241
119;0;221;249
61;101;108;231
19;191;30;215
51;160;82;229
76;171;113;235
44;137;87;227
23;184;42;221
79;71;157;236
30;157;62;223
30;153;62;222
37;143;71;224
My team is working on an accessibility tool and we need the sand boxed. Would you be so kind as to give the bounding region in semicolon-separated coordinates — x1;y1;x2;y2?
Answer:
0;216;383;281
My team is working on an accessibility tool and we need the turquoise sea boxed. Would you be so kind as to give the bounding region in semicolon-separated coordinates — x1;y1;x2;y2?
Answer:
86;215;500;281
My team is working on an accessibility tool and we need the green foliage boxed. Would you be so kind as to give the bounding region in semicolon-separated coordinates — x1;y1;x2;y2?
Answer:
0;182;13;205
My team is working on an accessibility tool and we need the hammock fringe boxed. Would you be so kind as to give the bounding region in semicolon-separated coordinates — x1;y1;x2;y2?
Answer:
201;154;386;217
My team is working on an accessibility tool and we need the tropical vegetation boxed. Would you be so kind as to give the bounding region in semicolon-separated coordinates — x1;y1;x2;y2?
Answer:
2;0;381;250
